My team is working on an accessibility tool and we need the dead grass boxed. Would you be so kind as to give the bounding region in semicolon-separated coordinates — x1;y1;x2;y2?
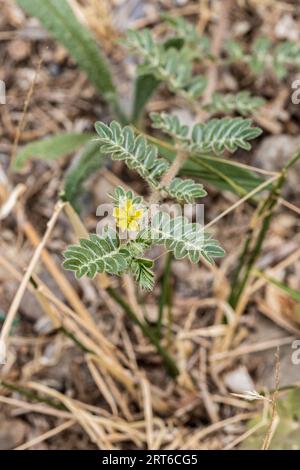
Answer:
0;0;300;451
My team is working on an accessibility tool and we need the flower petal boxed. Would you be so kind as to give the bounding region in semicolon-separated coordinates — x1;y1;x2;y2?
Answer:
113;207;121;217
134;209;143;220
128;220;139;231
125;199;133;212
118;219;128;230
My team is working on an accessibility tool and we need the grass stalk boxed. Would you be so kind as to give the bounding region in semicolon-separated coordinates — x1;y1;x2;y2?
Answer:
157;252;173;338
107;287;179;378
0;380;67;411
229;150;300;309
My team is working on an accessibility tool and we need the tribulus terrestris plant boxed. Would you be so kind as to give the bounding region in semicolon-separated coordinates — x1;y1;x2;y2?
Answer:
62;113;263;289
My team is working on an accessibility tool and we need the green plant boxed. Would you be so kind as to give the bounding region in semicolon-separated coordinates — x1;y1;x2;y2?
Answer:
15;4;297;209
61;111;262;375
16;0;125;121
64;114;251;289
227;36;300;79
14;133;94;171
63;113;263;289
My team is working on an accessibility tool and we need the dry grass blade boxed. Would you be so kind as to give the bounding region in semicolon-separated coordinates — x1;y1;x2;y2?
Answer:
211;336;295;361
183;412;256;449
15;419;75;450
205;175;279;230
1;0;299;451
25;381;114;449
9;56;42;172
21;218;114;352
141;377;154;450
198;348;219;424
86;354;118;415
37;285;136;392
223;401;269;450
0;250;136;393
0;200;65;345
261;349;281;450
0;396;71;419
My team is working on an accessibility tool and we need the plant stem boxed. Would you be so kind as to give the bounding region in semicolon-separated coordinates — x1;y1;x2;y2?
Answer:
160;147;189;188
149;146;189;204
157;252;173;338
59;326;93;354
107;287;179;378
229;174;285;308
229;150;300;309
0;380;67;411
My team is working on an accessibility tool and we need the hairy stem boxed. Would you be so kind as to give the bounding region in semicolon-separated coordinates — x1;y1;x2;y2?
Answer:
149;146;189;204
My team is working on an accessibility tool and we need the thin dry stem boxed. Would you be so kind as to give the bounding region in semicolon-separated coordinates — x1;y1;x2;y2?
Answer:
15;419;75;450
0;201;65;345
9;56;43;173
261;349;280;450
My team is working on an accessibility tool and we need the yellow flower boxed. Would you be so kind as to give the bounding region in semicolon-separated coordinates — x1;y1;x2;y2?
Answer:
113;199;143;231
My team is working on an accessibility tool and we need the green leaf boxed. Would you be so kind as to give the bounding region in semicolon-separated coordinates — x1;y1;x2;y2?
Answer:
95;121;169;187
143;212;225;264
151;112;189;141
130;258;154;291
226;39;245;61
191;117;262;154
17;0;117;105
226;36;300;81
109;186;143;207
186;75;207;99
13;132;93;170
185;156;265;194
126;29;205;102
273;41;300;79
161;13;210;57
149;111;263;197
130;35;187;122
249;37;271;74
63;141;106;210
205;91;265;116
131;74;160;123
63;225;155;289
255;270;300;304
165;177;207;203
63;228;129;279
151;113;262;155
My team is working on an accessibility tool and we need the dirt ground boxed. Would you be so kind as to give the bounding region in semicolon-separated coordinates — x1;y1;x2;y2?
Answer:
0;0;300;450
